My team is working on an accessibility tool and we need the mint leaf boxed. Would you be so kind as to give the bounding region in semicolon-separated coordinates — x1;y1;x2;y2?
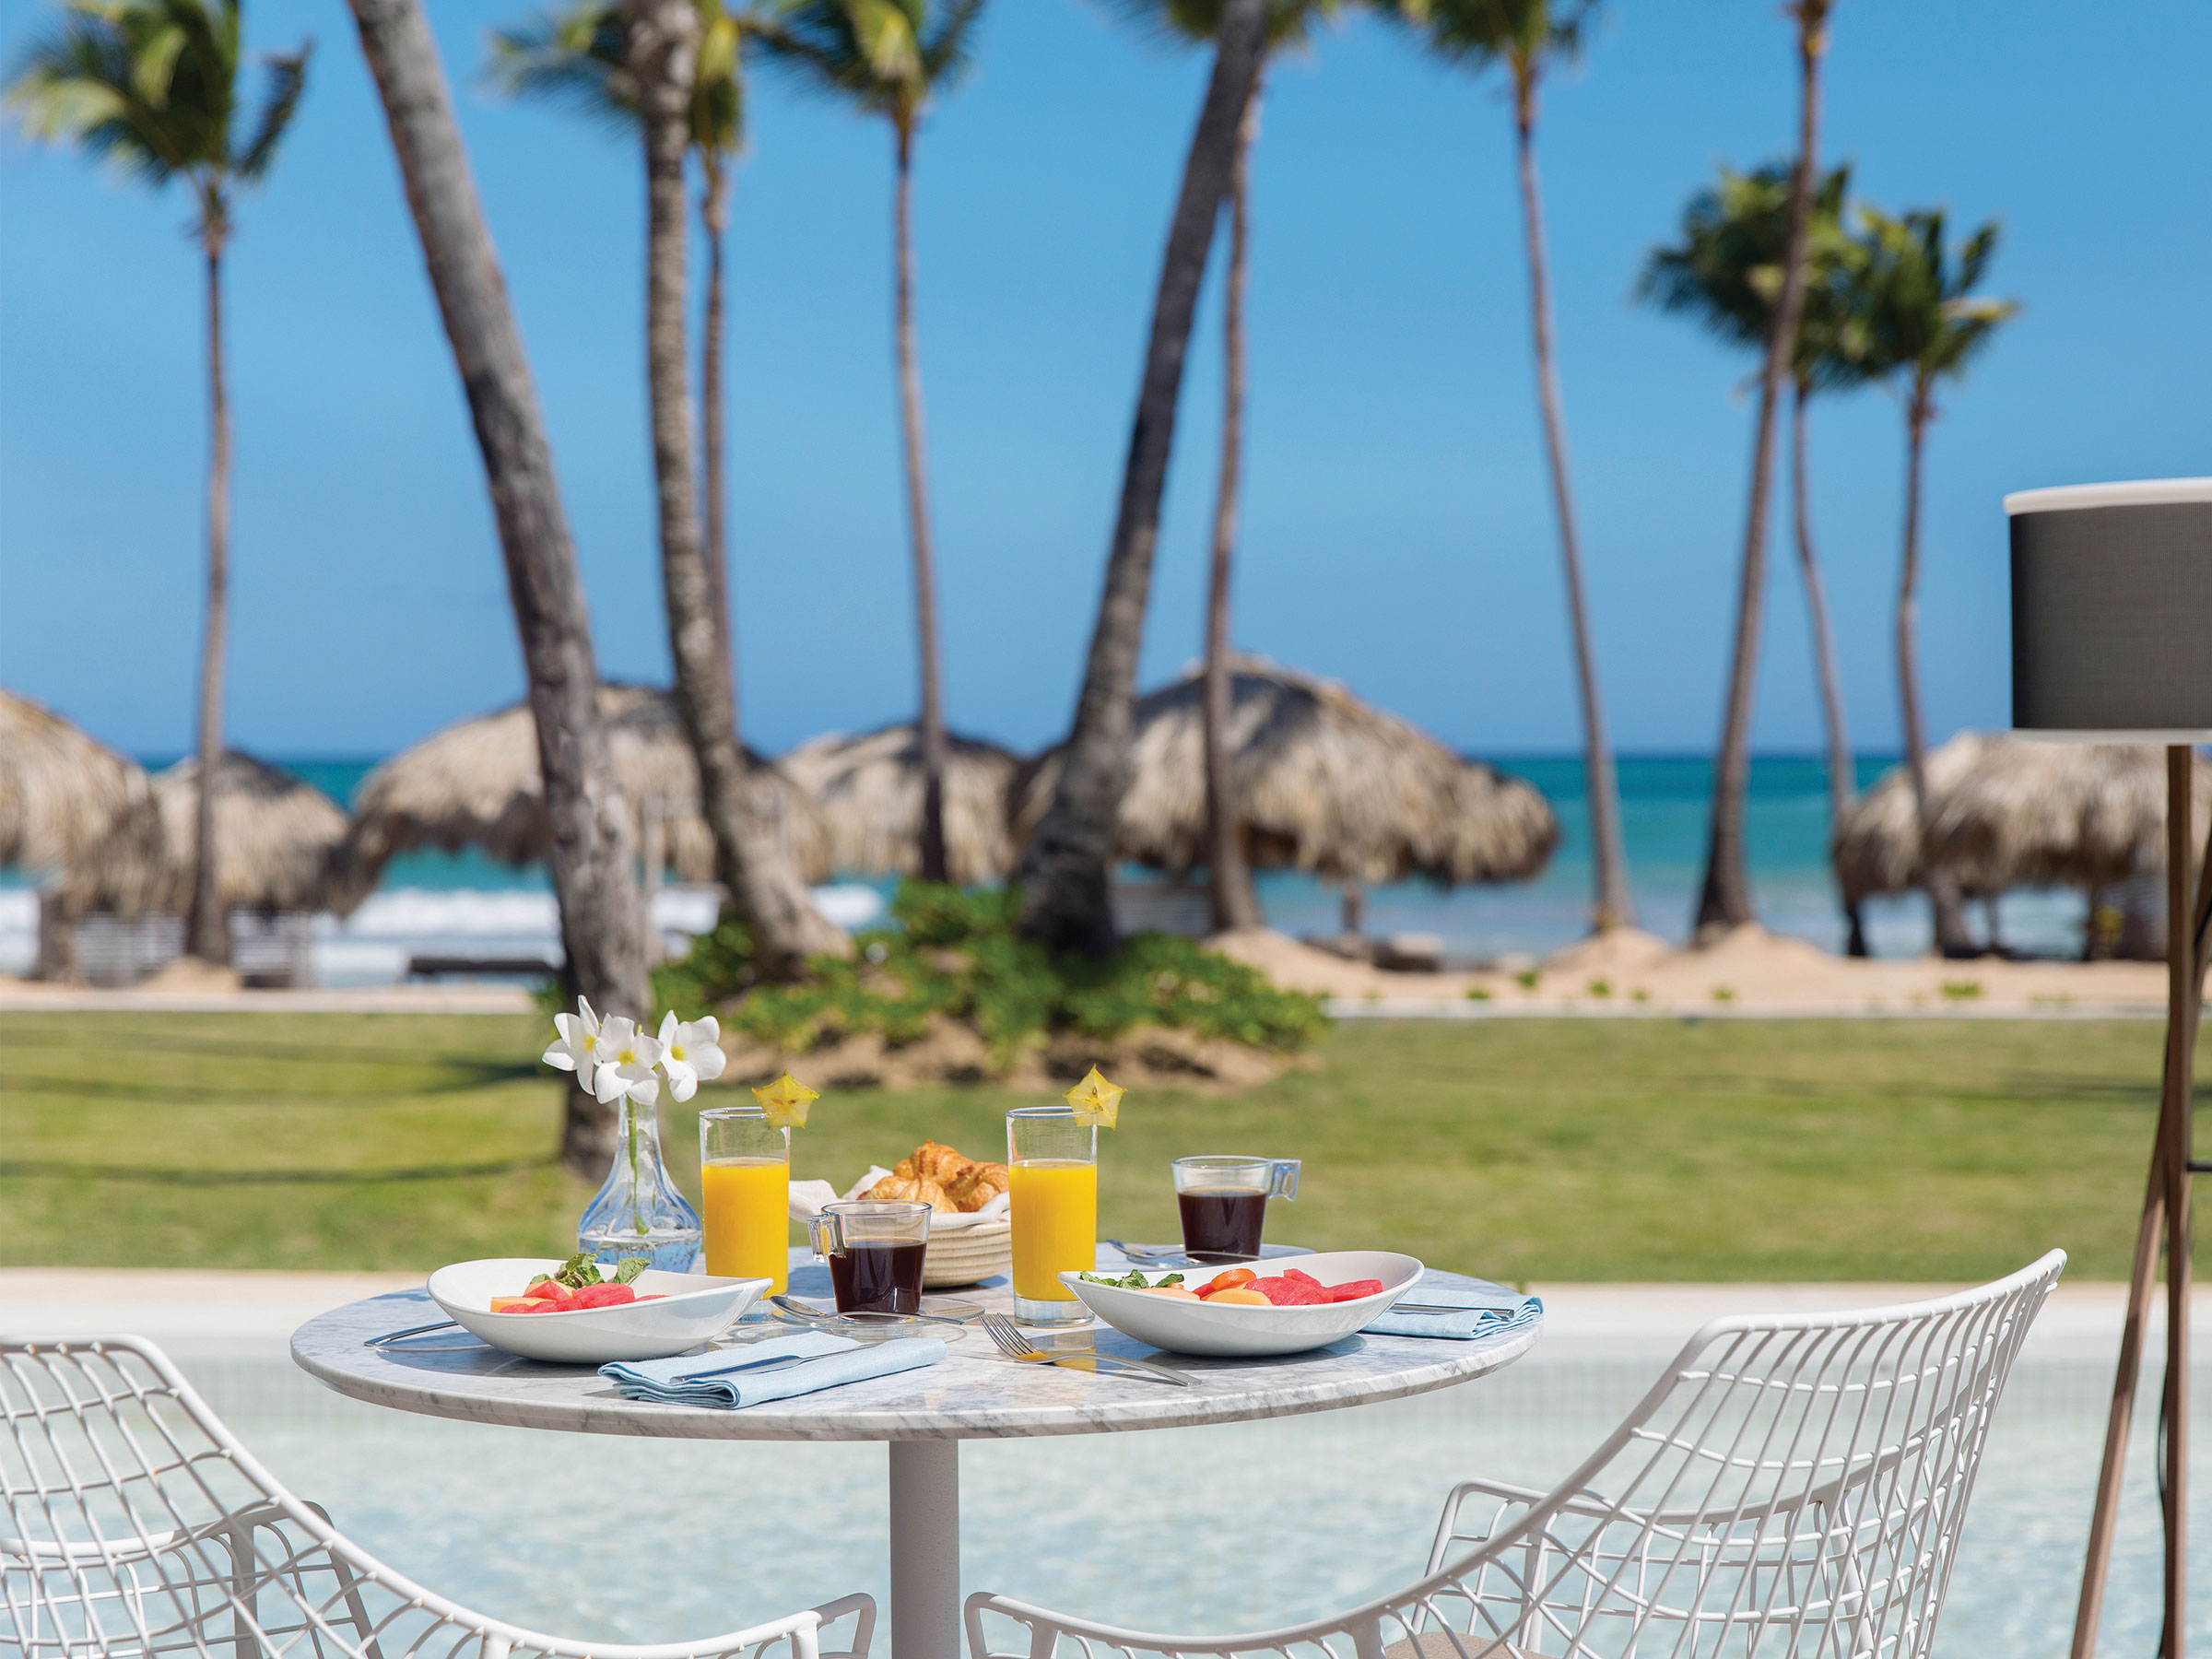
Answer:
553;1253;600;1288
612;1257;649;1285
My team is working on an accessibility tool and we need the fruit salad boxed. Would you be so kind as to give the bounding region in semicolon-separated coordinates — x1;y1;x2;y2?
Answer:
1079;1265;1387;1306
488;1253;669;1314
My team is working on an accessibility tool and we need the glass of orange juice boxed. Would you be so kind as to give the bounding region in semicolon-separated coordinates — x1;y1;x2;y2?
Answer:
700;1105;791;1295
1007;1105;1098;1324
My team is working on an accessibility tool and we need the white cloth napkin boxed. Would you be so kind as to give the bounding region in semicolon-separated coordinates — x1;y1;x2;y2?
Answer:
787;1169;1010;1231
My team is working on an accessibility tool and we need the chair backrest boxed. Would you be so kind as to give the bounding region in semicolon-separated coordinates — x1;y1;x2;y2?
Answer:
0;1336;824;1659
1411;1249;2066;1658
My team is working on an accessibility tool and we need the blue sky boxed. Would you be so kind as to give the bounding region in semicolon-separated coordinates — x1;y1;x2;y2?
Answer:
1;0;2205;763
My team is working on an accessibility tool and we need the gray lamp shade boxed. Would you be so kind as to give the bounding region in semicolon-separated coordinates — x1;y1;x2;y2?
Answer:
2006;478;2212;740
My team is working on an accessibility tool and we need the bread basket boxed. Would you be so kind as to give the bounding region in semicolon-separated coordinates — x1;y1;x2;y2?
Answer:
922;1216;1014;1288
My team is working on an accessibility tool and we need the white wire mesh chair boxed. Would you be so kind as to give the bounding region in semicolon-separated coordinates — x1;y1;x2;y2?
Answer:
2;1335;876;1659
967;1251;2065;1659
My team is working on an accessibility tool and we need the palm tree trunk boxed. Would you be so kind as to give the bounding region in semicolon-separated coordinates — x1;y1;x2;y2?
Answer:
894;121;951;885
627;0;849;980
699;155;736;724
186;222;231;966
346;0;651;1173
1791;384;1862;952
1694;0;1830;939
1202;84;1262;935
1016;0;1270;956
1513;72;1631;936
1896;389;1971;956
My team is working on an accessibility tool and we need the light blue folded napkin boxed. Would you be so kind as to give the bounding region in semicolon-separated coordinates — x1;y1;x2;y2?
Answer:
1363;1284;1542;1342
602;1331;945;1407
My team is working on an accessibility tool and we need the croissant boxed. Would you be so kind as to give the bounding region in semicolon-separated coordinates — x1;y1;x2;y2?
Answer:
908;1140;975;1185
945;1161;1009;1213
865;1173;959;1214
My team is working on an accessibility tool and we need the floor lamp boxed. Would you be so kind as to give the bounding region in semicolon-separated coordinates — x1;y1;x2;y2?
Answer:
2008;479;2212;1659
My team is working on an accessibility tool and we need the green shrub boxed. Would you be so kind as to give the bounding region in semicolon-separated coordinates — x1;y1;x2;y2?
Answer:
653;881;1328;1068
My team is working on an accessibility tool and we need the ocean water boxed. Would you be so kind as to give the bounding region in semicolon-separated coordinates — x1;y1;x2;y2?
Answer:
0;753;2092;982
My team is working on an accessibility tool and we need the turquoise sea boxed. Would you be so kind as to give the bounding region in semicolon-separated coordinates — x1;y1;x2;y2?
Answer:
283;751;2084;965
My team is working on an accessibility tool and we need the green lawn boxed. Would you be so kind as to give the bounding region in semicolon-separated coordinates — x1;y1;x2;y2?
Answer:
1;1011;2187;1279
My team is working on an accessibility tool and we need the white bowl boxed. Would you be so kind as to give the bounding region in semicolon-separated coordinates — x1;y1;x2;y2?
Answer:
1061;1251;1423;1358
425;1257;769;1364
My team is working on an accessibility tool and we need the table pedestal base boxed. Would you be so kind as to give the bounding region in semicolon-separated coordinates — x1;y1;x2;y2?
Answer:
888;1439;959;1659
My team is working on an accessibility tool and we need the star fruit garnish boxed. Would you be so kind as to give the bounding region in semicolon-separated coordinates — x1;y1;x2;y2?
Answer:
1064;1065;1124;1128
752;1070;819;1129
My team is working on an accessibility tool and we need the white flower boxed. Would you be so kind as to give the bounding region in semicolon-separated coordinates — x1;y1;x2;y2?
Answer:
589;1015;665;1107
657;1011;727;1102
542;997;600;1091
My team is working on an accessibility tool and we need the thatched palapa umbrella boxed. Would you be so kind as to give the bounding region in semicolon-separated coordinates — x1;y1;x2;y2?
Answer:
70;751;355;917
1833;733;2212;954
780;724;1022;886
344;684;830;906
1017;660;1559;931
0;689;166;903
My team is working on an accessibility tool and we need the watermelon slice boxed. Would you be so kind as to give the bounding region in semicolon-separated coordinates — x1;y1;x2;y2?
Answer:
1248;1275;1329;1307
1282;1268;1324;1288
1326;1279;1385;1302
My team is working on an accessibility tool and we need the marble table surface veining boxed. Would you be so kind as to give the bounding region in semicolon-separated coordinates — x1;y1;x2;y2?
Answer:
291;1253;1540;1442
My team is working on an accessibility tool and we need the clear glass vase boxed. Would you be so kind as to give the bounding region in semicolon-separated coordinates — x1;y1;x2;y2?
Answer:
577;1095;702;1272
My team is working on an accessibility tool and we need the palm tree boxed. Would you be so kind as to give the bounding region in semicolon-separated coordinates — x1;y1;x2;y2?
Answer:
1105;0;1345;935
623;0;850;977
1638;162;1876;950
1685;0;1834;940
6;0;309;968
753;0;986;883
1388;0;1632;935
1015;0;1269;956
485;0;746;718
342;0;654;1171
1854;205;2016;959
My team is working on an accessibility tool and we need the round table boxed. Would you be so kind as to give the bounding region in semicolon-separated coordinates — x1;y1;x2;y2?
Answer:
291;1252;1539;1658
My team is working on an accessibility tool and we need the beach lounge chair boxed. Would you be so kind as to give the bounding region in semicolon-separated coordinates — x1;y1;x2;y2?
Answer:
967;1251;2065;1659
0;1335;875;1659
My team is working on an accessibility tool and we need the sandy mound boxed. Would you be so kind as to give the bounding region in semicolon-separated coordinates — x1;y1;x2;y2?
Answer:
713;1012;1300;1096
1542;927;1671;976
134;958;245;994
1203;927;1474;1000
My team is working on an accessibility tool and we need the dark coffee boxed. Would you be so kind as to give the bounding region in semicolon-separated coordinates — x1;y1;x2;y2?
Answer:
829;1241;925;1315
1178;1188;1266;1262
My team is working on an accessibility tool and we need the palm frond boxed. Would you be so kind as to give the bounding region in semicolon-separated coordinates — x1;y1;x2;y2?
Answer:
1850;205;2016;396
4;0;239;186
919;0;985;88
1378;0;1595;76
234;39;309;181
753;0;982;120
482;4;637;135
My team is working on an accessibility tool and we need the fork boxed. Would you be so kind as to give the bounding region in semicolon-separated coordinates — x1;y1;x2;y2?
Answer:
978;1312;1194;1386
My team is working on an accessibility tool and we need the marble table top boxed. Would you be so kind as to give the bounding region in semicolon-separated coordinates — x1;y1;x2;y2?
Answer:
291;1251;1540;1443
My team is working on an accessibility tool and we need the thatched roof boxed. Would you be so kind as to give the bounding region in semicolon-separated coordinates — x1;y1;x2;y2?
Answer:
67;750;353;916
1834;733;2212;901
0;688;165;885
779;724;1023;885
343;684;829;906
1016;659;1559;888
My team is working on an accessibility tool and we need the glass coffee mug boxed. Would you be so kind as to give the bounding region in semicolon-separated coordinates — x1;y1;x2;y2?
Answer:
806;1199;932;1316
1172;1155;1300;1262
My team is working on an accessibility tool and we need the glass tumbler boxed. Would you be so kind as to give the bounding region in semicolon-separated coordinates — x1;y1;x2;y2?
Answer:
700;1105;792;1295
1172;1155;1300;1263
806;1199;933;1315
1007;1105;1098;1324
